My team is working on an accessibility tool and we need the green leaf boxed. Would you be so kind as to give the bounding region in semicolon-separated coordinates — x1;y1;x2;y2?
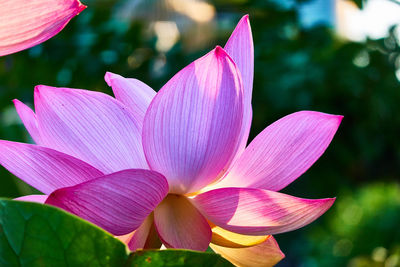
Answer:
0;199;235;266
0;198;128;266
127;249;234;267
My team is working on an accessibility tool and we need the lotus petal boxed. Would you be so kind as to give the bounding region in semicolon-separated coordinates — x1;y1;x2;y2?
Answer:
0;0;86;56
105;72;156;120
143;46;244;194
13;100;42;144
46;169;169;236
215;111;342;191
192;187;335;235
0;141;103;194
153;194;211;251
34;85;148;173
224;14;254;160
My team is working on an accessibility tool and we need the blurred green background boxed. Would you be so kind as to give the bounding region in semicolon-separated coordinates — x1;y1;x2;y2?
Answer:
1;0;399;266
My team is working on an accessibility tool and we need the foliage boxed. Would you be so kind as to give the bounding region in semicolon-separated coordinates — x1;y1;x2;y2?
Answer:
127;250;232;267
0;199;232;266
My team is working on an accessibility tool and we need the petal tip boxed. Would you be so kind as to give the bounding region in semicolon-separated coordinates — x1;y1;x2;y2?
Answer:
34;85;50;98
76;1;87;13
35;85;58;95
214;45;227;57
328;114;344;129
34;85;42;97
242;14;250;22
104;71;114;86
34;85;44;93
212;46;238;70
280;251;286;259
34;85;58;101
298;110;344;126
12;99;29;113
328;197;336;205
319;197;336;211
233;14;252;35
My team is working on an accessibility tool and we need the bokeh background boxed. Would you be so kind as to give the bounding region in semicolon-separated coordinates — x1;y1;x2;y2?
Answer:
1;0;400;266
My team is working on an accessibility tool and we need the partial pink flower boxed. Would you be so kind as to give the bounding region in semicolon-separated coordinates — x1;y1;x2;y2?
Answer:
0;0;86;56
0;15;342;266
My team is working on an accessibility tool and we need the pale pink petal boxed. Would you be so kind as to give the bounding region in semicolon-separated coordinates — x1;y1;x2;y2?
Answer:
15;194;48;203
0;0;86;56
153;195;211;251
143;46;244;194
192;187;335;235
13;99;42;144
0;140;103;194
122;214;161;251
224;14;254;160
46;169;168;236
210;236;285;267
215;111;343;191
34;85;148;173
105;72;156;120
123;215;153;251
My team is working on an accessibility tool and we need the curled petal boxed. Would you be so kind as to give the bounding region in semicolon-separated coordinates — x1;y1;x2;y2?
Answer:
215;111;343;191
224;14;254;160
0;0;86;56
15;195;48;204
105;72;156;120
46;169;169;236
0;141;103;194
126;215;154;251
211;225;269;248
154;194;211;251
210;236;285;267
35;85;148;173
192;187;335;235
118;213;161;251
143;46;244;194
13;100;42;144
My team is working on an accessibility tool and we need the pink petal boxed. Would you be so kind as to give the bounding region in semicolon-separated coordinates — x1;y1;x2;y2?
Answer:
192;187;335;235
0;0;86;56
143;46;244;194
154;195;211;251
122;213;161;251
15;194;48;203
224;15;254;160
0;141;103;194
210;236;285;267
13;99;42;144
215;111;343;191
34;85;148;173
126;215;154;251
46;169;169;236
104;72;156;120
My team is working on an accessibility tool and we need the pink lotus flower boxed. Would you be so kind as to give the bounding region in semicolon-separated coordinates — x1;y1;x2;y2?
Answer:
0;15;341;265
0;0;85;56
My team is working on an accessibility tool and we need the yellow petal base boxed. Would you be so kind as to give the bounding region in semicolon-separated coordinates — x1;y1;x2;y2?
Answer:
210;224;270;248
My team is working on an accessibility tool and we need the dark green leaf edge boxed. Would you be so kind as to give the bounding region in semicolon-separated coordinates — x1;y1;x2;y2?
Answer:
127;249;234;267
